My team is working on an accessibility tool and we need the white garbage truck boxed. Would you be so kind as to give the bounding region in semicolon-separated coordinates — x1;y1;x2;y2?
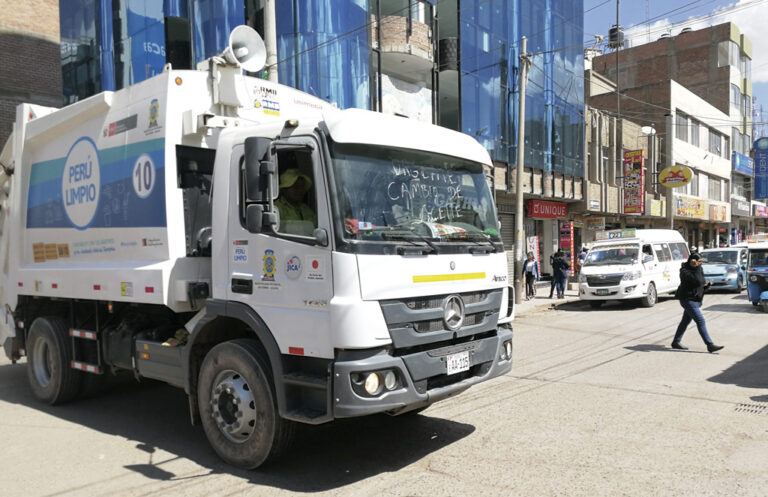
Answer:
0;26;514;468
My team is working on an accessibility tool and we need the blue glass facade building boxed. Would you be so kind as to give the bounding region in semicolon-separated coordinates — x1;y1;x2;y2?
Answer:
59;0;583;176
459;0;584;176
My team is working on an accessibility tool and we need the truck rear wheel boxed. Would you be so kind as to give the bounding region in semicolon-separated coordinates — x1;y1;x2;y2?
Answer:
197;339;294;469
26;316;82;404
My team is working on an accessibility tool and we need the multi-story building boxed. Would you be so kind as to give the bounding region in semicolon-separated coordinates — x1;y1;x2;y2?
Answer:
0;0;62;147
591;22;755;245
2;0;584;274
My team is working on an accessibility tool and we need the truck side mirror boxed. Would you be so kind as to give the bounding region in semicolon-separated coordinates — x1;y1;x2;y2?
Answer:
246;204;280;233
244;137;277;202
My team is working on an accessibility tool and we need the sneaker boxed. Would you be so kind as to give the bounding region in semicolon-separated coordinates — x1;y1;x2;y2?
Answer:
707;343;724;353
671;341;688;350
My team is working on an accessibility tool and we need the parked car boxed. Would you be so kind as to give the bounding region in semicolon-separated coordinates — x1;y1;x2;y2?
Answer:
746;243;768;311
700;247;748;292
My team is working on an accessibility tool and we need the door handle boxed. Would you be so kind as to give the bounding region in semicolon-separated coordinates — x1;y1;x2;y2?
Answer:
231;278;253;294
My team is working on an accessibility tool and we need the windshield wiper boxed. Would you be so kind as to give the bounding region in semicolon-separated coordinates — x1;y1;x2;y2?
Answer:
444;231;498;253
378;228;439;255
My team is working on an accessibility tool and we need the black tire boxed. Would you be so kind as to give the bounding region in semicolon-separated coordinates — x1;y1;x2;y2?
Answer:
736;277;744;293
589;301;604;309
198;339;294;469
26;316;82;405
640;283;657;308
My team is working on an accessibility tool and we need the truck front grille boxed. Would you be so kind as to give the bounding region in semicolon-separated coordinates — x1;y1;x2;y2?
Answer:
379;289;503;350
586;274;623;287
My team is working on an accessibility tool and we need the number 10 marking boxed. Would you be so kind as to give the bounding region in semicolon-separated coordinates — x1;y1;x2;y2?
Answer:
133;154;155;199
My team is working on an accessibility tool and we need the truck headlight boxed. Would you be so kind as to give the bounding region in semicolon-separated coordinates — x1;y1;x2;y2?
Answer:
750;274;759;282
578;273;587;283
622;270;642;281
726;265;738;274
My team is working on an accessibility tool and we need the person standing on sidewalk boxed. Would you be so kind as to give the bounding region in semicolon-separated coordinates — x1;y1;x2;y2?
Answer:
522;251;540;300
552;251;570;299
548;251;561;298
671;252;724;353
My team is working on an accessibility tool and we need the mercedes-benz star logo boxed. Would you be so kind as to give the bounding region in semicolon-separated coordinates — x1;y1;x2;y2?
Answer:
443;295;465;331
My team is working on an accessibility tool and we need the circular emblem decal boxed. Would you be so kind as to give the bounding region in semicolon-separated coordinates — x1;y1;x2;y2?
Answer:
62;137;100;230
286;255;302;279
443;295;465;331
132;154;155;199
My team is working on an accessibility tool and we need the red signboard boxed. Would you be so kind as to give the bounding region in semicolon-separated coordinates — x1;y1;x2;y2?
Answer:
528;200;567;219
559;221;574;263
623;150;645;215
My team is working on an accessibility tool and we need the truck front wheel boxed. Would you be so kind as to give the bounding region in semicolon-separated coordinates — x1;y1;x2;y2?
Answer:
26;316;81;404
197;339;294;469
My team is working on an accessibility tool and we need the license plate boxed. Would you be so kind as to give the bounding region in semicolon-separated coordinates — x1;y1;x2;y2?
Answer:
446;351;470;375
595;289;610;295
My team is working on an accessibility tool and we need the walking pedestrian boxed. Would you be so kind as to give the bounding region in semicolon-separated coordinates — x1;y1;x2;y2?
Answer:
522;251;540;300
671;253;724;353
548;252;557;298
552;251;570;299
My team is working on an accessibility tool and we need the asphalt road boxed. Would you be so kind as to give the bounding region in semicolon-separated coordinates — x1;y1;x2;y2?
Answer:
0;291;766;496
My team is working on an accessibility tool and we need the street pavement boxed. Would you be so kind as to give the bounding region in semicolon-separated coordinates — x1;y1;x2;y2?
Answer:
0;290;766;496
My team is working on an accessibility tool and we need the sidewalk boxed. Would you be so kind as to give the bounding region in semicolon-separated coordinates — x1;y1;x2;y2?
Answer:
513;280;581;316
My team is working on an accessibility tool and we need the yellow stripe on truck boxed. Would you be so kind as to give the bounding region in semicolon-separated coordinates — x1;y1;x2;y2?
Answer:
413;272;486;283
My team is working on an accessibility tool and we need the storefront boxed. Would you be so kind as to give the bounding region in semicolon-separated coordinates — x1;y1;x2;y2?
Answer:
754;204;768;234
527;200;569;277
674;194;708;249
730;198;751;244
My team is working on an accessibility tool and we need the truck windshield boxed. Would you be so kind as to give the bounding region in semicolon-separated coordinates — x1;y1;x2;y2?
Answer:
700;251;737;264
749;250;768;267
329;142;500;252
583;245;640;266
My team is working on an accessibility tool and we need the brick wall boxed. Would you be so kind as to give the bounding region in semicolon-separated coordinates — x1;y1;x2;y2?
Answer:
0;0;62;147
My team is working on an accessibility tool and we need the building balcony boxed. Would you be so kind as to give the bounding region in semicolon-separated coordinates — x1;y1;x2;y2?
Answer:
372;14;434;83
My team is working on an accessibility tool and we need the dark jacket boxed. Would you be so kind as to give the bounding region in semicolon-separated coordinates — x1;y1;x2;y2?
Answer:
552;258;570;282
676;262;707;301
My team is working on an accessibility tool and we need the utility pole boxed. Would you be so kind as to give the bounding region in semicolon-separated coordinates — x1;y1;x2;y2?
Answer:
264;0;278;82
665;113;675;230
514;37;530;305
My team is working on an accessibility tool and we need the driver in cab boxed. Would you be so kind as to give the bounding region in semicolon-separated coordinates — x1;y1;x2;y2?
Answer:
275;168;317;236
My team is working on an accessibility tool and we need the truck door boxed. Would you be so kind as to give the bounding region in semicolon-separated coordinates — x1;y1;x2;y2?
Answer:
227;136;334;358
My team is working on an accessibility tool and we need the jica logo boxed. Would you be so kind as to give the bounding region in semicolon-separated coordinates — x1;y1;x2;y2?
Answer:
62;137;100;229
286;255;302;280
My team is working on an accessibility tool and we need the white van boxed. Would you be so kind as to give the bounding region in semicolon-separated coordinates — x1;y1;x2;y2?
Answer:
578;229;690;308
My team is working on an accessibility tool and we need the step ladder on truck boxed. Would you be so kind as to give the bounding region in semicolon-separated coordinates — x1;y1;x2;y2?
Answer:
0;26;514;469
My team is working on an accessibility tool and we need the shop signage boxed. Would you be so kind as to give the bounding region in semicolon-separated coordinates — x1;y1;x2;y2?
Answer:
623;150;645;214
586;217;605;230
595;228;637;241
528;200;567;218
675;195;706;218
731;198;751;217
659;164;692;188
649;199;663;217
589;199;601;210
732;152;754;176
755;138;768;199
559;221;574;262
710;204;728;222
754;204;768;218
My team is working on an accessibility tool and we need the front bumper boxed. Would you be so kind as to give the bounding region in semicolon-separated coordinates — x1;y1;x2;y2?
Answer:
578;281;647;300
704;273;739;289
332;325;513;417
